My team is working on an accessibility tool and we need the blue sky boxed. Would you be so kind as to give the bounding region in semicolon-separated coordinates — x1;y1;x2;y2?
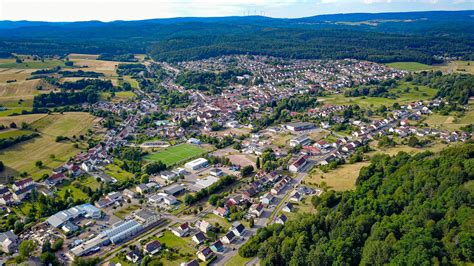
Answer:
0;0;472;22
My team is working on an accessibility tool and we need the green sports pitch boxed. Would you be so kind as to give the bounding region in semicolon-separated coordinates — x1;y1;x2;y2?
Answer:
144;143;206;166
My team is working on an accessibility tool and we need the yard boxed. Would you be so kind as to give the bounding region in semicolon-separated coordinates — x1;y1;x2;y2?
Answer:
145;143;207;167
203;213;231;228
225;254;252;266
113;205;140;219
104;162;135;183
0;112;97;180
155;231;196;265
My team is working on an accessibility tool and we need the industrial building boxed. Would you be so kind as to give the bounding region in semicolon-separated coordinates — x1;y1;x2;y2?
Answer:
184;158;208;170
46;203;101;229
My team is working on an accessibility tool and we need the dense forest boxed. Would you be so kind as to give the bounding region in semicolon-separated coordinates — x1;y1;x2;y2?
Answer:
409;71;474;104
0;11;472;64
240;144;474;265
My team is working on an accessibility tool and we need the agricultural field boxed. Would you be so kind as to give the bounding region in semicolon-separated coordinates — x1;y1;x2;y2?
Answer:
386;62;433;72
0;112;97;180
305;162;370;191
67;55;123;77
0;113;47;128
0;58;66;69
0;68;36;83
321;82;437;107
369;142;450;156
0;129;33;139
145;143;207;166
434;60;474;75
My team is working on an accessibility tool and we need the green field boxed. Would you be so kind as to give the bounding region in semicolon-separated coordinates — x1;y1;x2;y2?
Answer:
0;98;34;116
386;62;433;72
104;162;134;182
0;59;66;69
0;129;33;139
225;254;252;266
145;143;206;166
0;112;96;180
156;231;196;265
321;82;437;107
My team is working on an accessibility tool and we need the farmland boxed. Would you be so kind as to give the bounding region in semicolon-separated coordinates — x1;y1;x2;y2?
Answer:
0;129;33;139
145;143;207;166
386;62;433;72
0;112;97;180
0;59;66;69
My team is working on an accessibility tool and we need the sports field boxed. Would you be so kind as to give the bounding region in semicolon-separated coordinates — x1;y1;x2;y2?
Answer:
145;143;206;166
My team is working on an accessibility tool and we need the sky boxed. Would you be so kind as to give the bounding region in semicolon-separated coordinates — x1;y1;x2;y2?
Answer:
0;0;472;22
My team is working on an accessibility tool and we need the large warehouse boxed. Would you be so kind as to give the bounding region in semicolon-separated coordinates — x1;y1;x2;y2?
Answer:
185;158;208;170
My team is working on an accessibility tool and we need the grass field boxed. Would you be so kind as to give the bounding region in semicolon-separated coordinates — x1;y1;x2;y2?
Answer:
424;108;474;131
0;112;97;180
114;205;140;219
0;113;47;127
225;254;252;266
68;57;121;77
321;82;437;107
0;129;33;139
203;213;231;228
145;143;207;166
0;59;66;69
434;60;474;75
104;162;134;183
305;162;370;191
386;62;433;72
156;231;196;265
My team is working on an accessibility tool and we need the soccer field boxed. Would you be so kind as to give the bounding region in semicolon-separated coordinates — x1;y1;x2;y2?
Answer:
145;143;206;166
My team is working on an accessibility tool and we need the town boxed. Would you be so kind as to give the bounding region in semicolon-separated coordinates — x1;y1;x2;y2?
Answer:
0;52;472;266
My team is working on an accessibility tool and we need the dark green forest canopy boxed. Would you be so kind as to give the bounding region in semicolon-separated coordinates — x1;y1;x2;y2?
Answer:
240;144;474;265
0;11;472;64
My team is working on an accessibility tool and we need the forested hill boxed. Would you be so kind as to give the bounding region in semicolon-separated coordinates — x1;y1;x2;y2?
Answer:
0;10;472;63
240;144;474;265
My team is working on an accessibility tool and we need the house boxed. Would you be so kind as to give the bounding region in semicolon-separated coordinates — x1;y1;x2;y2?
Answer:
12;178;33;191
192;232;206;244
249;203;264;217
180;259;200;266
290;191;303;202
213;207;229;217
123;189;136;199
231;222;245;237
171;222;190;237
282;203;294;213
275;214;288;225
209;168;223;177
221;231;235;244
260;193;274;206
161;171;178;181
136;184;148;194
210;240;224;253
196;247;214;262
0;231;18;253
45;173;65;187
164;184;186;196
197;220;212;234
144;240;161;256
126;250;141;263
106;192;123;203
12;184;35;201
289;155;308;173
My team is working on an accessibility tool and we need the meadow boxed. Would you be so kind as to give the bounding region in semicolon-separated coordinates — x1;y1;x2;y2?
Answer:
0;112;97;180
386;62;433;72
0;59;66;69
104;162;135;183
145;143;207;166
321;82;437;107
305;162;370;191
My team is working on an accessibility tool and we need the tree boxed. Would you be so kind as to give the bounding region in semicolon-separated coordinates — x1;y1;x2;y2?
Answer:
249;217;255;228
241;165;254;177
0;161;4;172
256;157;261;169
18;240;37;261
13;220;24;234
40;251;58;266
35;160;43;168
408;136;420;147
143;161;166;175
9;122;16;128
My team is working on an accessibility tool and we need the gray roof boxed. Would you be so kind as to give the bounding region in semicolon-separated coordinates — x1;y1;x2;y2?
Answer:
0;231;17;243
